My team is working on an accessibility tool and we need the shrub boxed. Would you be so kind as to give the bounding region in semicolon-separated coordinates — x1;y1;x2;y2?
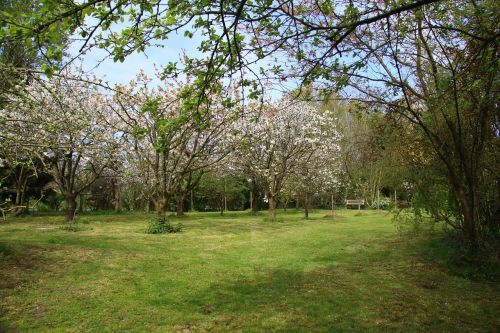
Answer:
145;216;183;234
35;201;53;212
370;196;393;210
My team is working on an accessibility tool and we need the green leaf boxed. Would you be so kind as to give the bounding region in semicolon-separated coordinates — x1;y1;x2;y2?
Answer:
41;64;53;78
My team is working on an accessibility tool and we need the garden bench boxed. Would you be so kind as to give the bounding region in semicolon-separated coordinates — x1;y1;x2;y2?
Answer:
346;199;365;210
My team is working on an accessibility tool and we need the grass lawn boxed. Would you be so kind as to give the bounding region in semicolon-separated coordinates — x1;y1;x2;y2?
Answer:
0;209;498;332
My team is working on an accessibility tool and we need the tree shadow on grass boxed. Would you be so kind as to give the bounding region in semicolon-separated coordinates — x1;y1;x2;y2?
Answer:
0;242;97;332
180;266;377;332
0;242;54;331
185;219;305;236
178;243;500;332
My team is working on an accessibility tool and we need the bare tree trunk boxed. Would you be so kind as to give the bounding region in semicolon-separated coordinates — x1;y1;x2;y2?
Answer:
249;190;253;211
190;189;194;212
111;179;121;213
176;192;185;217
251;181;258;212
13;167;28;216
224;181;228;212
456;186;478;247
78;193;84;213
304;192;309;219
331;193;335;216
377;189;380;210
269;195;277;219
220;198;224;216
155;199;161;216
158;151;168;216
155;195;169;217
65;195;77;222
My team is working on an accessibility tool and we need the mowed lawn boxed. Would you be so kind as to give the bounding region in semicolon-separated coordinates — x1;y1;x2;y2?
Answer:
0;210;498;332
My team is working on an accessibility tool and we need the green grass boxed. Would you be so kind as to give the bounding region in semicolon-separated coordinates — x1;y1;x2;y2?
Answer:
0;209;498;332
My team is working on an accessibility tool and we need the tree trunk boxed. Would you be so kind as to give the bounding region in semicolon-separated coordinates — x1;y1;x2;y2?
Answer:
13;167;28;216
176;193;185;217
377;189;380;210
249;190;253;211
190;189;194;212
283;197;289;212
78;193;84;213
268;195;277;219
456;187;478;247
155;195;169;217
224;181;228;212
154;199;161;216
111;179;121;213
252;190;259;212
158;151;168;217
13;187;25;216
65;195;77;222
304;193;309;219
331;193;335;216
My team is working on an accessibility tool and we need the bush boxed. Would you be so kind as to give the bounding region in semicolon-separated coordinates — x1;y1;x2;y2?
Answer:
145;216;183;234
370;196;393;210
34;201;53;212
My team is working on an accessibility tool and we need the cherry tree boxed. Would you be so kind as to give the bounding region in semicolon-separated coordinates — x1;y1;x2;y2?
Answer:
0;123;39;215
111;72;238;216
234;99;341;218
1;70;120;222
283;109;341;218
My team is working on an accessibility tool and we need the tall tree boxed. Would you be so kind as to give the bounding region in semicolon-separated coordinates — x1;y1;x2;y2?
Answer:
335;1;499;247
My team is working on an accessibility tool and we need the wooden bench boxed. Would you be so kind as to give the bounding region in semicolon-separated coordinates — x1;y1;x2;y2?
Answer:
346;199;365;210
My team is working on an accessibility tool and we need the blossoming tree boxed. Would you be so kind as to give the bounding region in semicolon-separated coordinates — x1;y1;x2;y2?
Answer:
111;72;239;216
234;99;341;218
1;70;121;222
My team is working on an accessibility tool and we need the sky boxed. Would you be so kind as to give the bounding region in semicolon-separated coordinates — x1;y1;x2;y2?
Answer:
67;25;291;100
68;31;202;87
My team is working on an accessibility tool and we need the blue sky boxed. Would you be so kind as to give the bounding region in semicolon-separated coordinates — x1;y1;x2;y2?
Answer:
67;25;293;100
68;30;202;86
